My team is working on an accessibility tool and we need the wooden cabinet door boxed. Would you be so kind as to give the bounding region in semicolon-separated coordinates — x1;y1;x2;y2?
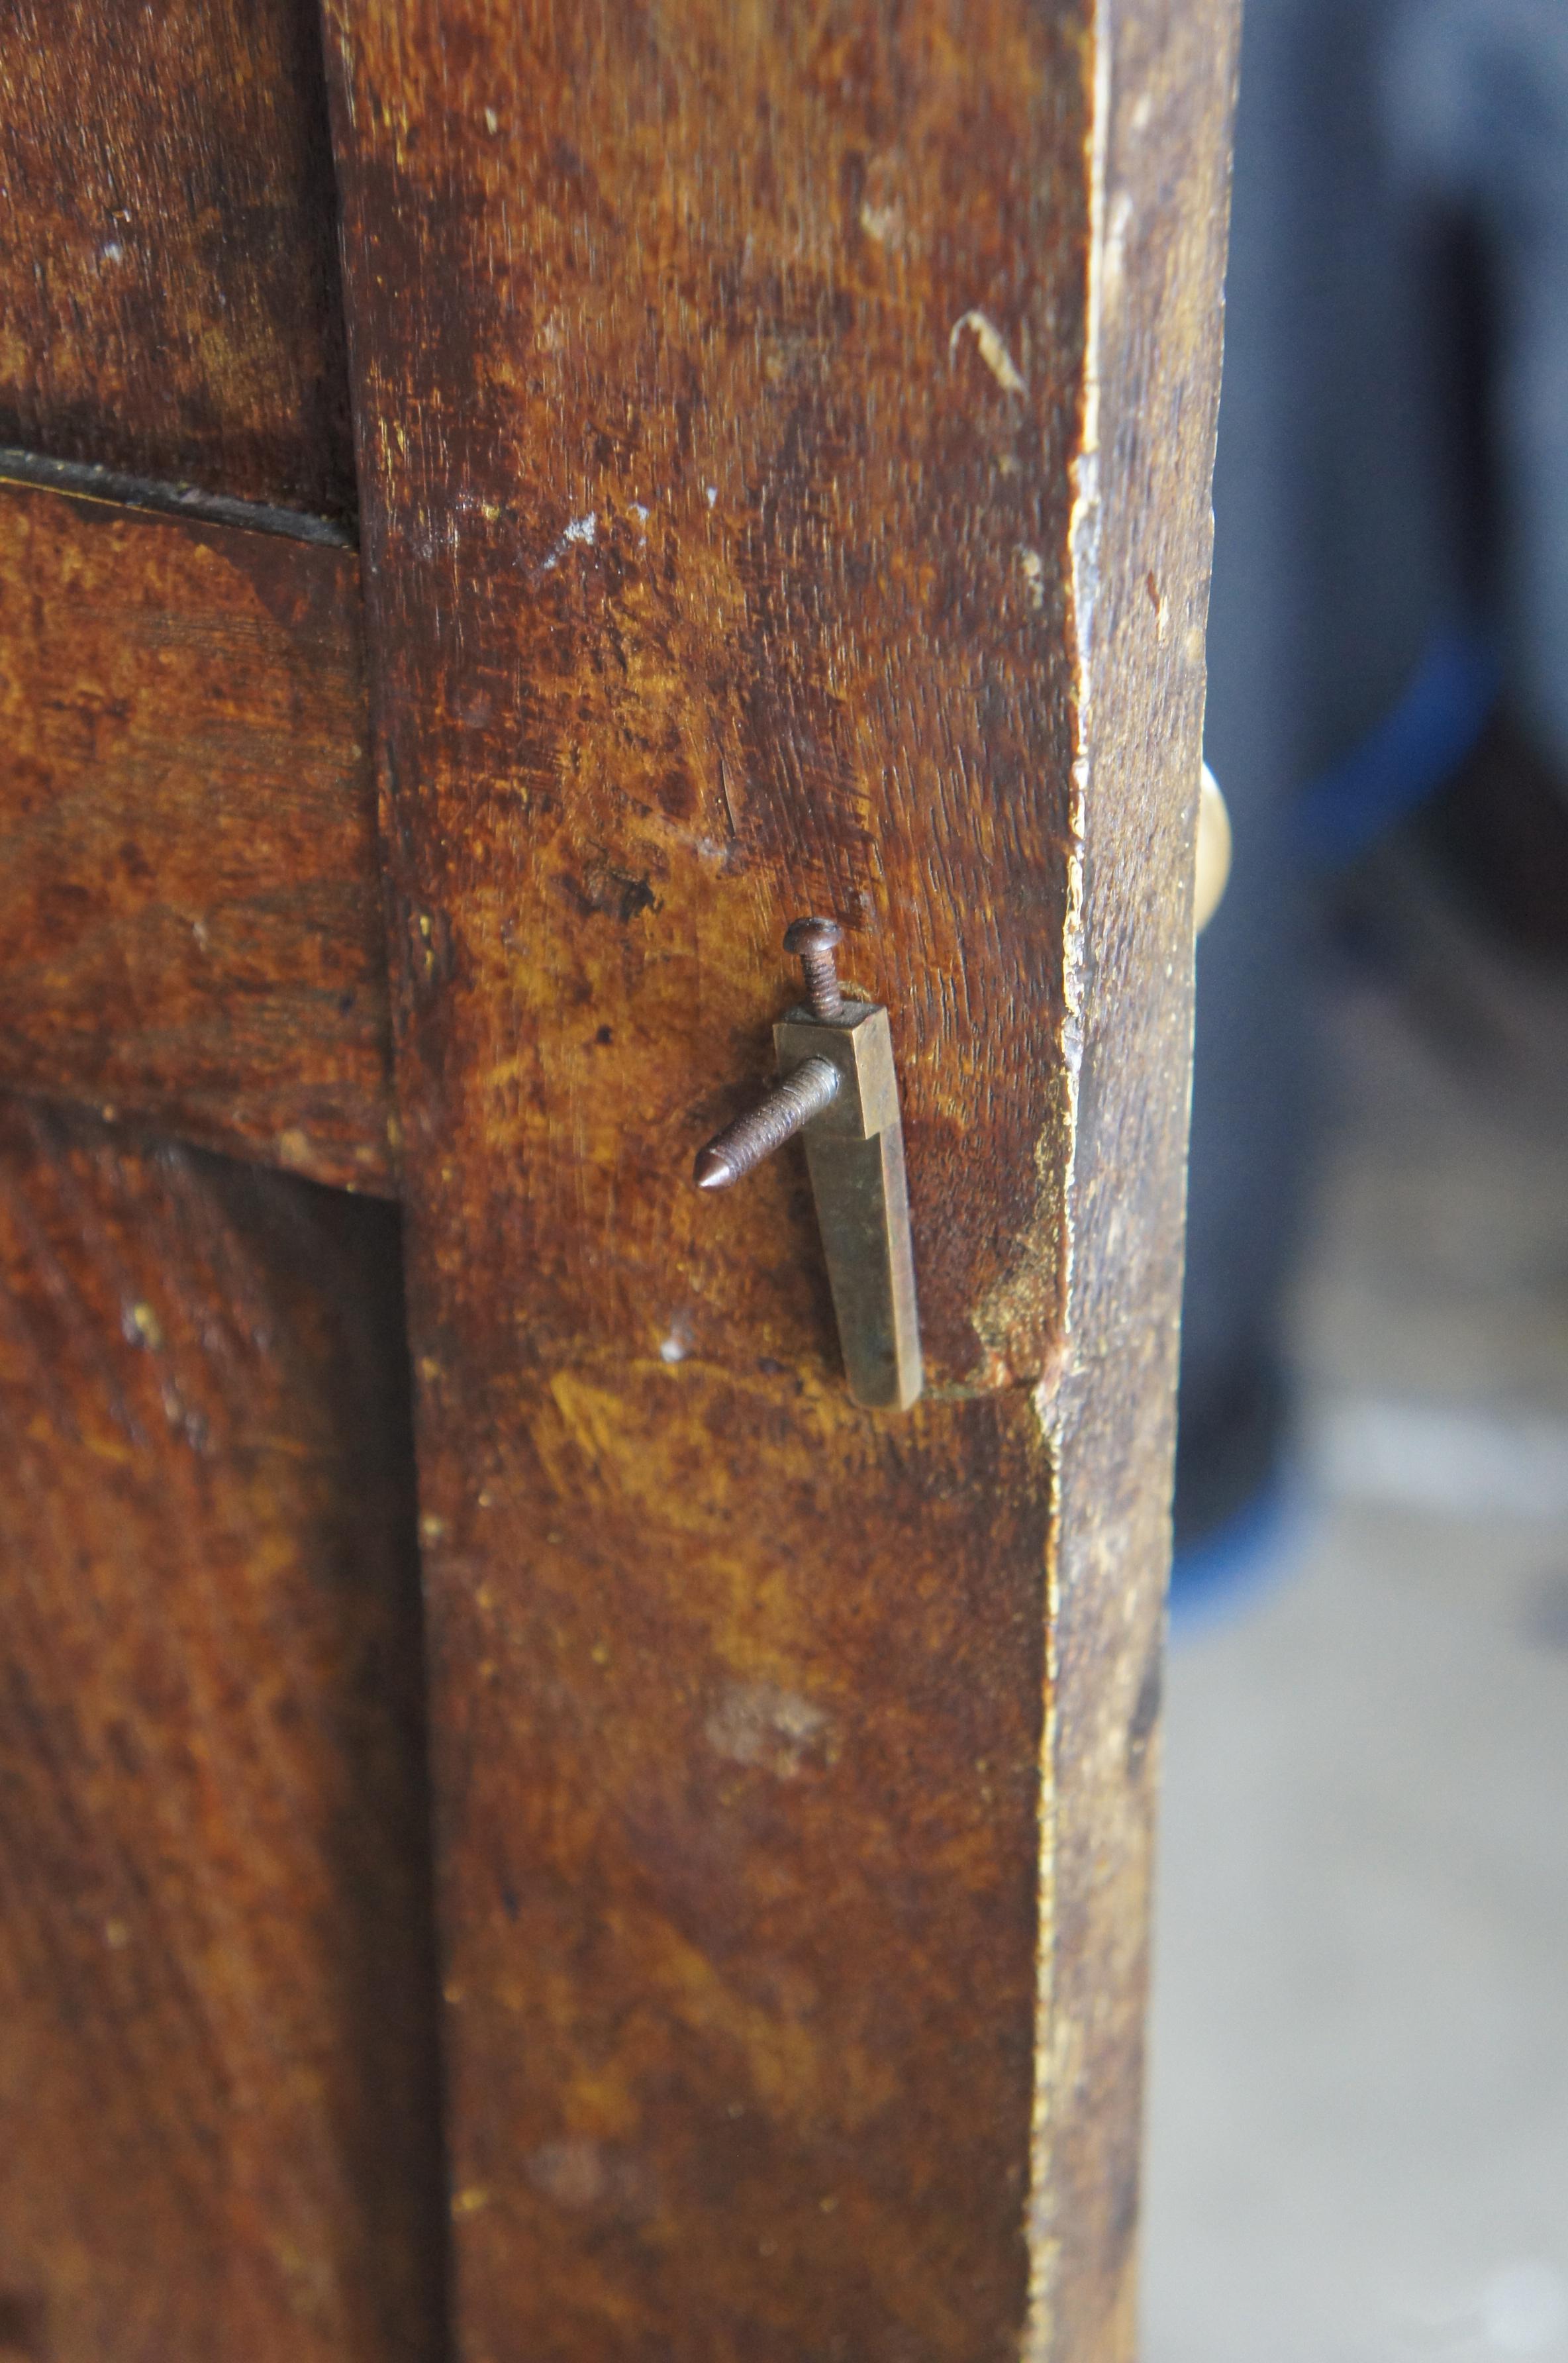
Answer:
0;9;444;2358
0;3;1236;2358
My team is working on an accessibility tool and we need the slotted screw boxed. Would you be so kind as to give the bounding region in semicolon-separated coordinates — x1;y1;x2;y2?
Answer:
783;915;845;1021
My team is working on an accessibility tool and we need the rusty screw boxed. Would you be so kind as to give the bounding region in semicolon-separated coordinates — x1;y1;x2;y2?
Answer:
692;1054;840;1191
691;915;851;1191
783;915;845;1021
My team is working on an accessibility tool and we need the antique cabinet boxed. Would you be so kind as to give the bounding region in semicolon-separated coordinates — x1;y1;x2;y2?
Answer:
0;3;1237;2356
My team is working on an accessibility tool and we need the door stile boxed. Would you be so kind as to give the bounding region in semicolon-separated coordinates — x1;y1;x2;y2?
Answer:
322;3;1236;2354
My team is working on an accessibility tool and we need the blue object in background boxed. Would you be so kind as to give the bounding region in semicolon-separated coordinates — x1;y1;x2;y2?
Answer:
1169;0;1568;1611
1297;624;1499;870
1167;1475;1308;1642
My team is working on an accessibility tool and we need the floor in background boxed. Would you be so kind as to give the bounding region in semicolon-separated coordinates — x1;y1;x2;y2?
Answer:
1142;959;1568;2363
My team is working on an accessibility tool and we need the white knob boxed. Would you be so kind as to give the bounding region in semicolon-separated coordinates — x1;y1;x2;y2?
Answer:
1195;761;1232;934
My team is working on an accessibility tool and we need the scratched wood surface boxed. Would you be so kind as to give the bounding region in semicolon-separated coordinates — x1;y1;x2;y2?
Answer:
1033;5;1240;2355
0;474;395;1193
0;1100;444;2363
326;3;1235;2356
0;0;356;519
330;2;1086;1391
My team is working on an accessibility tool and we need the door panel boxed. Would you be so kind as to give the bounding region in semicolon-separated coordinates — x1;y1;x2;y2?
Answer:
0;0;356;519
0;1103;444;2363
0;473;391;1190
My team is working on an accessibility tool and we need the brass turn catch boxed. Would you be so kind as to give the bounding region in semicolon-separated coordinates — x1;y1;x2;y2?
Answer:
693;919;922;1413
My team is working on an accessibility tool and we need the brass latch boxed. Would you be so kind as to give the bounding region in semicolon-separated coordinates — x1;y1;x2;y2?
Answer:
693;919;922;1413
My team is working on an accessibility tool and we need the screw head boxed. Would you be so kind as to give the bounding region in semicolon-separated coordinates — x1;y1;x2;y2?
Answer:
783;916;843;958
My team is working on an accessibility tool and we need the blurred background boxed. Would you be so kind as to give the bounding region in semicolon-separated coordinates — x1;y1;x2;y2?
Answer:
1142;1;1568;2354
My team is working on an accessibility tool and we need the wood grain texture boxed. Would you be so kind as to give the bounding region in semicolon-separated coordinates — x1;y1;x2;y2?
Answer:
324;1;1232;2353
432;1383;1050;2361
331;0;1087;1394
0;0;356;520
1030;5;1240;2358
0;474;396;1194
0;1100;445;2363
